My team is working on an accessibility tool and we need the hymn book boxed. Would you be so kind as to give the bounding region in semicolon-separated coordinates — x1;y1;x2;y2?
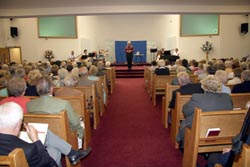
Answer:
19;123;48;144
205;128;221;137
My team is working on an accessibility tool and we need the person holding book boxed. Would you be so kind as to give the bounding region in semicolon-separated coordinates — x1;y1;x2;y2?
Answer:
0;77;91;166
0;102;58;167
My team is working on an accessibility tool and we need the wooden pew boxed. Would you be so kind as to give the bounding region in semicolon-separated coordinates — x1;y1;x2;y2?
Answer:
152;74;176;106
95;78;106;116
170;93;250;148
233;143;250;167
144;66;151;89
0;148;29;167
104;67;115;94
75;85;100;129
215;143;250;167
99;75;108;107
161;83;179;128
230;93;250;110
57;95;91;150
182;108;247;167
170;92;192;148
24;111;80;167
189;75;199;84
111;67;116;92
146;68;154;95
26;95;91;149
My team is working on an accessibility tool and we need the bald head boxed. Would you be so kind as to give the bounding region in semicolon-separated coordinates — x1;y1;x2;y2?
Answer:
0;102;23;136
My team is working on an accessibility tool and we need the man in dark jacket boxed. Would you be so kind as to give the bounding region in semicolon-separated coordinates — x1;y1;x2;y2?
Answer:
0;102;58;167
169;71;203;109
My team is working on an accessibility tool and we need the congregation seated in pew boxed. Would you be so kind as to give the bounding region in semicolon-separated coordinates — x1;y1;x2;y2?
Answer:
154;59;170;75
177;75;233;146
168;71;203;110
54;75;82;97
232;70;250;93
0;77;91;166
27;75;84;141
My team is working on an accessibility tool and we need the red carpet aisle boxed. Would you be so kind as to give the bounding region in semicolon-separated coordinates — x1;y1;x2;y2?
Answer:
82;78;182;167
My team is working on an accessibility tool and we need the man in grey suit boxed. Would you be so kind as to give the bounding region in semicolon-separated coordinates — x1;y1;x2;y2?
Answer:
176;75;233;144
27;75;89;166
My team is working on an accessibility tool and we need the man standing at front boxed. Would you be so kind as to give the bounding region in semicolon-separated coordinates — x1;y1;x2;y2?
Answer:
125;41;134;71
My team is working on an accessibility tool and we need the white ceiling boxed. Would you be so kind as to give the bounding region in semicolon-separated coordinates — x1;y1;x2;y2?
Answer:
0;0;250;9
0;0;249;18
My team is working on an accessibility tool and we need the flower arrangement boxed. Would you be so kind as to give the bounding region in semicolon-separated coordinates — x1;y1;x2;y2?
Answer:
44;50;54;61
201;41;213;54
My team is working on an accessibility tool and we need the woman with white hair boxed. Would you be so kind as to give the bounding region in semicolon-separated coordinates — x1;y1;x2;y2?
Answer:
55;68;69;87
232;70;250;93
25;69;42;96
215;70;231;94
171;65;186;85
177;75;233;144
154;59;170;75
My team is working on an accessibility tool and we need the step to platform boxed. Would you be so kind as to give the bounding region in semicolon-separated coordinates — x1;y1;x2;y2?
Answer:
113;63;150;78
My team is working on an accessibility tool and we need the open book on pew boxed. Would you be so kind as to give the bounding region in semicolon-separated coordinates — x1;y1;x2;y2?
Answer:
19;123;48;144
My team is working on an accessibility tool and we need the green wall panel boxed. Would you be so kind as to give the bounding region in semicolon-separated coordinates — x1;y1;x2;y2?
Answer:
181;15;219;36
38;16;77;38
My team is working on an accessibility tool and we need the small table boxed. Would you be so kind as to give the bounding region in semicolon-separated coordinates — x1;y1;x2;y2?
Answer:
134;54;144;63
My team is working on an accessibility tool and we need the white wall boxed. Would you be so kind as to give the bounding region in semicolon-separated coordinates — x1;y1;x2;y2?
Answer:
0;14;249;63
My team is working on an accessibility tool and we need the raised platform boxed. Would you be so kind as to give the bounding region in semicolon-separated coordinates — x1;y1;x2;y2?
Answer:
112;62;150;67
113;63;150;78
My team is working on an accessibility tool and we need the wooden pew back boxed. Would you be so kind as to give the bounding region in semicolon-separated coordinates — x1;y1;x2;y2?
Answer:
147;68;154;95
24;111;79;167
233;143;250;167
231;93;250;109
170;92;192;147
0;148;29;167
183;108;247;167
215;143;250;167
99;75;108;106
161;83;179;128
104;67;115;94
152;74;176;106
94;78;105;116
75;85;100;129
56;95;91;150
144;66;151;89
190;75;199;83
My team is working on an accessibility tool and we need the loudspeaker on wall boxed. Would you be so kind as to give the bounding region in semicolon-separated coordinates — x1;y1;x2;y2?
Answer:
10;27;18;38
241;23;248;34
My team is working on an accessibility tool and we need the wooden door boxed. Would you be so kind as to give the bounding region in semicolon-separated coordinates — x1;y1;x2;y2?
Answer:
0;48;10;64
